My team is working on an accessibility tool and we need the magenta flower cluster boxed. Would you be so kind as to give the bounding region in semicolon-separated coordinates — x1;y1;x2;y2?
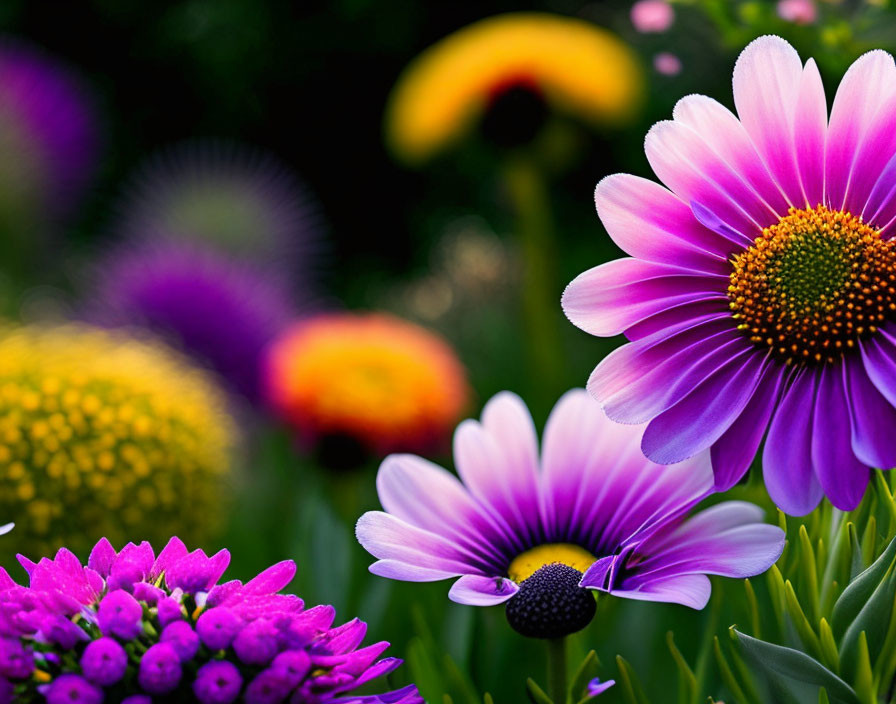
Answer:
0;537;420;704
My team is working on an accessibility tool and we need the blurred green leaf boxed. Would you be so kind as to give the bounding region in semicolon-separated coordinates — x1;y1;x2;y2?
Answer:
526;677;553;704
713;635;753;704
570;650;599;701
733;629;859;704
666;631;697;704
616;656;649;704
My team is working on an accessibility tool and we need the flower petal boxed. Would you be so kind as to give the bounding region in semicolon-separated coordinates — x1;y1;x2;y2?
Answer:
845;359;896;468
610;574;712;610
860;328;896;407
447;574;518;606
810;364;870;510
589;316;748;425
645;119;771;240
641;348;769;464
593;173;734;266
732;35;804;207
762;371;824;515
794;58;827;207
826;50;896;212
356;512;489;576
710;364;785;490
562;258;726;337
453;394;543;551
672;93;791;215
376;454;509;570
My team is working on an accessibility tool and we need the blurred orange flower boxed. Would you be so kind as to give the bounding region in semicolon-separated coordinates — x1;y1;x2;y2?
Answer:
264;313;470;462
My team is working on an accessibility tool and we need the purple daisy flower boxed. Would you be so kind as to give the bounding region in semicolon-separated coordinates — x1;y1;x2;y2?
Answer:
0;37;99;216
86;239;297;401
356;390;784;638
112;139;323;275
0;537;421;704
563;36;896;515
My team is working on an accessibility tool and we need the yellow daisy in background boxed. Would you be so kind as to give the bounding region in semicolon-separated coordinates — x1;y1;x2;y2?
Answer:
264;313;470;468
385;12;644;164
0;324;236;555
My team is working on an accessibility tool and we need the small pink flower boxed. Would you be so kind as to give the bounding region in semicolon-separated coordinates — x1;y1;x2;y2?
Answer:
654;52;682;76
777;0;817;24
631;0;674;33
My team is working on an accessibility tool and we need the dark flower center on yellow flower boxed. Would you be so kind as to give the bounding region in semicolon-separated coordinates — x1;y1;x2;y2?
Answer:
481;77;548;148
728;205;896;364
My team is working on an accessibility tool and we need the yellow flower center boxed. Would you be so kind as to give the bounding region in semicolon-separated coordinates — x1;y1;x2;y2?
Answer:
728;205;896;364
507;543;596;583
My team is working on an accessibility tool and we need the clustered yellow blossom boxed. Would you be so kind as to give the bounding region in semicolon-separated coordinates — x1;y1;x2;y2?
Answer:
0;324;236;556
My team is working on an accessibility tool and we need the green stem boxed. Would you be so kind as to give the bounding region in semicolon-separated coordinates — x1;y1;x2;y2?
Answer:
547;636;568;704
502;155;564;409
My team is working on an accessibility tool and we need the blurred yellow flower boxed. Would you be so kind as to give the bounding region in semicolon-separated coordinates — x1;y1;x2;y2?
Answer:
385;12;644;164
264;313;470;463
0;324;236;555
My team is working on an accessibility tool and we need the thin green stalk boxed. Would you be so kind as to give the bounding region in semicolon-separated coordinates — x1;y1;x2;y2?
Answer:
547;637;568;704
502;156;563;408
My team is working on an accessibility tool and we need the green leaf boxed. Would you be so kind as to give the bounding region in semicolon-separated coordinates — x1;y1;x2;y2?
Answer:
744;579;761;639
831;533;896;638
713;636;753;704
667;631;697;704
527;678;554;704
570;651;599;700
615;656;649;704
848;523;863;581
875;471;896;542
852;632;875;704
799;525;821;625
818;619;840;674
784;580;822;658
840;561;896;682
484;695;495;704
819;689;830;704
732;629;860;704
860;516;877;571
873;590;896;688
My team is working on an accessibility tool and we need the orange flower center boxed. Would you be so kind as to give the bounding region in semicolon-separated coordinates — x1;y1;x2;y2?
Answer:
728;205;896;364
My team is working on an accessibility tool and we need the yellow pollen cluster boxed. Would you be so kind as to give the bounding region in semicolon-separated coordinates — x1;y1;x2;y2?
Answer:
507;543;596;583
0;324;236;556
728;205;896;365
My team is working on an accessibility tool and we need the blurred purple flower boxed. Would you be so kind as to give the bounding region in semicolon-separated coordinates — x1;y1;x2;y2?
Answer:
86;239;297;401
0;536;421;703
112;139;324;275
357;390;784;638
0;37;99;216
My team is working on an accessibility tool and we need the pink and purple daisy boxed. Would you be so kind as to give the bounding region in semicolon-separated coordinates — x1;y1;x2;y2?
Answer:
563;36;896;515
356;390;784;638
0;537;420;704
